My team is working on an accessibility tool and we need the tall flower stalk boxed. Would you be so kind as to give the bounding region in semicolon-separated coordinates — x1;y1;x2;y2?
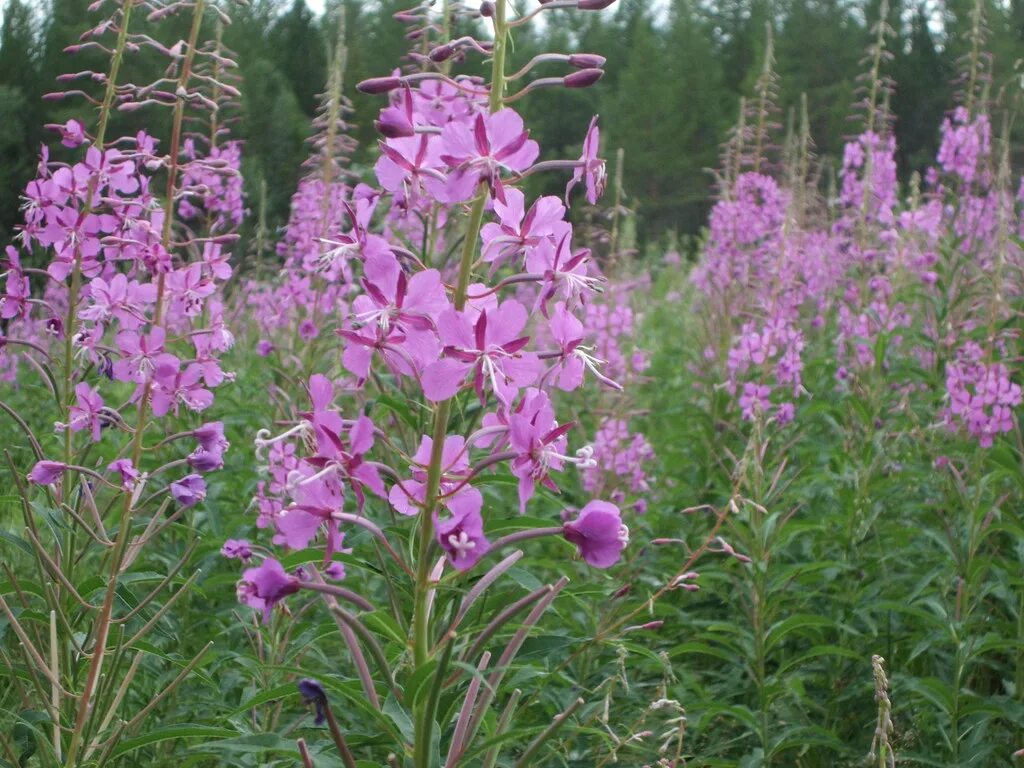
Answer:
0;1;244;763
227;0;631;764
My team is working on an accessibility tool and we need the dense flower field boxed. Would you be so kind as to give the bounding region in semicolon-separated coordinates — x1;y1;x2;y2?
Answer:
1;0;1022;766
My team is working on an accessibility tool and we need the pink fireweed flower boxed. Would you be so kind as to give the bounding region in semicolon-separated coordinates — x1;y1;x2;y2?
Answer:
79;273;156;330
340;249;449;381
525;224;602;313
194;421;229;453
545;301;621;391
434;505;490;571
508;388;594;514
239;557;300;624
273;474;346;557
375;134;447;202
169;474;207;508
303;412;386;514
28;460;69;486
149;359;214;417
565;115;606;205
354;251;449;334
1;248;30;320
479;188;565;266
937;107;991;186
166;262;216;317
108;458;140;490
324;561;346;580
221;539;253;562
562;500;628;568
738;382;773;421
422;300;539;404
945;353;1022;447
54;119;86;148
113;327;173;384
389;435;483;520
438;108;539;203
57;382;107;442
39;206;106;282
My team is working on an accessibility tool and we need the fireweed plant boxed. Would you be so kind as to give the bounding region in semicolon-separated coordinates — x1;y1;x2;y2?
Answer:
214;0;712;764
0;0;243;763
640;2;1024;763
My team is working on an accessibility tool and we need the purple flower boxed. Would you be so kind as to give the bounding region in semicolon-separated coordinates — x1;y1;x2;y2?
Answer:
221;539;253;562
187;449;224;473
239;557;300;623
61;382;107;442
257;339;274;357
438;108;539;203
169;474;207;508
299;319;319;341
562;500;628;568
58;119;86;148
193;421;229;453
297;678;328;725
422;300;539;405
108;458;140;490
435;506;491;571
389;435;483;521
565;116;606;205
28;460;68;486
324;561;346;580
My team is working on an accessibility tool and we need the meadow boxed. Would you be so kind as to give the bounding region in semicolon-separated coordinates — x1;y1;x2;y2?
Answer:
1;0;1023;766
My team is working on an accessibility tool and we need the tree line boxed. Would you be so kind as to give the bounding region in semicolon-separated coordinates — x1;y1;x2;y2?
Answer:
1;0;1022;249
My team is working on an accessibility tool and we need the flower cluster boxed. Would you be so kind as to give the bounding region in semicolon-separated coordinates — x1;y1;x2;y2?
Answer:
945;344;1022;447
229;0;633;636
687;47;1022;441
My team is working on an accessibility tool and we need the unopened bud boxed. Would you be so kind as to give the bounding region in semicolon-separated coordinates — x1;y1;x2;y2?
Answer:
480;1;495;16
569;54;607;69
563;68;604;88
429;44;455;62
357;76;402;95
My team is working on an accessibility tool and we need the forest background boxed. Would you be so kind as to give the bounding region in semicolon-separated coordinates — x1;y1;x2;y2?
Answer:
0;0;1022;255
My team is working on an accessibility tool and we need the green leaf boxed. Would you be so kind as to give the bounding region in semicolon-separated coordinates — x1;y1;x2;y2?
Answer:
109;725;238;759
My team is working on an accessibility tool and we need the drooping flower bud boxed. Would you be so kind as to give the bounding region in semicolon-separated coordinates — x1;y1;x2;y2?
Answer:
429;44;455;62
568;54;607;69
563;69;604;89
356;76;402;95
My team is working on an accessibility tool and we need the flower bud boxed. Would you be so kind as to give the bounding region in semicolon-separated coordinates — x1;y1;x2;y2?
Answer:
356;76;402;95
480;1;495;16
563;68;604;89
429;44;455;62
569;54;607;69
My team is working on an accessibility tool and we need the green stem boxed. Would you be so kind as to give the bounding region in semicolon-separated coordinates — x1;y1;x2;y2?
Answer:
409;3;509;765
62;3;205;764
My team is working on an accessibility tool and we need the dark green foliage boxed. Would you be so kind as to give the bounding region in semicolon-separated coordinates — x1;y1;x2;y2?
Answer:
2;0;1024;244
